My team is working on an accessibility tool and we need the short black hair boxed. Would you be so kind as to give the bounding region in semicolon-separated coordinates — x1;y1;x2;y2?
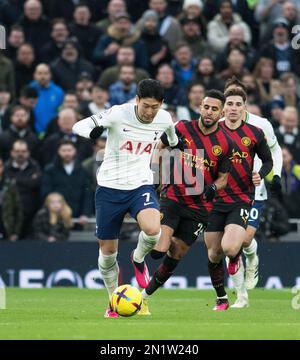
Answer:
58;139;77;149
20;86;38;99
204;89;225;105
224;88;247;102
137;79;164;102
224;76;247;92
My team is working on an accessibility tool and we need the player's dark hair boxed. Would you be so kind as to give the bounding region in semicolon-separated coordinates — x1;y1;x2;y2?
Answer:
137;79;164;102
224;76;247;92
205;89;225;105
224;88;247;102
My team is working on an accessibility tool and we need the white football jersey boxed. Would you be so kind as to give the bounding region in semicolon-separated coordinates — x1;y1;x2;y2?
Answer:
244;112;278;200
73;103;178;190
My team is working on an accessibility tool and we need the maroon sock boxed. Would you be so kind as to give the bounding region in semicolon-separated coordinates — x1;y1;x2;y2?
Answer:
208;260;226;298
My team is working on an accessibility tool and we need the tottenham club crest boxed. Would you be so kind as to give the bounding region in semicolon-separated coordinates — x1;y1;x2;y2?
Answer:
212;145;222;156
241;136;251;147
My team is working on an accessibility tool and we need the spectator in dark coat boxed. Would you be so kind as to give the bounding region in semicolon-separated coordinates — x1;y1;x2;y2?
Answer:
40;108;93;166
192;57;224;91
14;43;36;97
18;0;50;60
39;18;70;63
0;105;40;161
51;38;96;91
4;25;25;64
41;140;93;220
0;85;12;133
109;65;137;105
5;139;42;238
0;53;15;100
69;4;102;62
33;192;72;241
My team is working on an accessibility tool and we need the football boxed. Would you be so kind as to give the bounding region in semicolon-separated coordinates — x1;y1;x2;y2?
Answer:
110;284;142;317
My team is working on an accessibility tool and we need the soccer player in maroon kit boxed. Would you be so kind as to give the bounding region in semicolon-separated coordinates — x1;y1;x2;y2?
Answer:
138;90;234;315
205;88;273;310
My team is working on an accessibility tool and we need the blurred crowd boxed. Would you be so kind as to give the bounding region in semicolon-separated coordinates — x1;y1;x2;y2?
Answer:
0;0;300;241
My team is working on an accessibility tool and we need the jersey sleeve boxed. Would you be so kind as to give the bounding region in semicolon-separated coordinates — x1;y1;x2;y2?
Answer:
262;119;278;149
72;107;116;138
255;129;273;178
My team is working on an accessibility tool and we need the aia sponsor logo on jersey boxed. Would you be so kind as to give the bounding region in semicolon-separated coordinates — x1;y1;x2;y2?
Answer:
119;141;153;155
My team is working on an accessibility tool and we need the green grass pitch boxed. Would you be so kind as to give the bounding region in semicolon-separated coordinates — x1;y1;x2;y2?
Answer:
0;288;299;340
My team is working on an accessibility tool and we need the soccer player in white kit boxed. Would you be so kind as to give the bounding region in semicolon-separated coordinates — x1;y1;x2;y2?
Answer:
224;77;283;308
73;79;184;317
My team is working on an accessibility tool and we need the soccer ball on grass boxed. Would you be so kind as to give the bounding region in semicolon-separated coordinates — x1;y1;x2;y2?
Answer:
110;284;142;317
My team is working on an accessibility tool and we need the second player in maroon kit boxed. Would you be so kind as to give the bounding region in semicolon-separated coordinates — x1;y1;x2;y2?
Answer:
138;90;234;315
204;88;273;311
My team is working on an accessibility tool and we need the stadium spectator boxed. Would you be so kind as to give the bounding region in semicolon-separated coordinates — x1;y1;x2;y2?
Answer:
109;65;137;105
180;0;206;36
0;105;39;161
33;192;72;241
142;0;183;53
98;46;149;90
191;56;224;91
180;16;210;59
281;146;300;218
5;139;41;238
93;11;148;70
96;0;127;34
0;86;11;133
218;47;248;81
69;4;102;62
240;73;261;106
14;43;36;96
207;0;252;53
246;104;263;117
80;85;110;118
0;157;23;241
41;140;93;221
270;97;285;129
75;79;93;104
171;43;197;88
279;72;300;109
140;10;171;76
176;83;204;121
82;137;106;189
50;37;96;91
39;18;70;63
155;63;187;106
259;17;300;77
0;52;15;99
276;106;300;163
0;0;22;28
4;25;25;63
18;0;50;60
40;107;93;166
30;63;64;137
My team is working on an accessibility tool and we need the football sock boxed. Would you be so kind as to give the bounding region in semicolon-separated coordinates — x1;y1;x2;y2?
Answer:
208;260;227;298
145;255;179;296
150;249;166;260
243;238;258;262
133;230;161;264
98;250;119;300
228;258;247;296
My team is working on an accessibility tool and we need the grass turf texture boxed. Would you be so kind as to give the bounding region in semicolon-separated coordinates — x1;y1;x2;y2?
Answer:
0;288;299;340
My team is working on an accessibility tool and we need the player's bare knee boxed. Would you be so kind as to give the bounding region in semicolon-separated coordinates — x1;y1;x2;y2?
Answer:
223;246;239;258
143;227;161;238
208;249;222;263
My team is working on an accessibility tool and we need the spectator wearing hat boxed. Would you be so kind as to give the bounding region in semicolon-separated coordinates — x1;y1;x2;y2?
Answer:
69;4;102;62
98;46;149;89
108;65;137;105
17;0;51;60
207;0;252;53
50;37;96;91
30;63;64;137
40;19;70;63
93;11;149;70
259;17;300;77
275;106;300;163
181;16;211;58
140;10;171;76
136;0;183;53
179;0;207;37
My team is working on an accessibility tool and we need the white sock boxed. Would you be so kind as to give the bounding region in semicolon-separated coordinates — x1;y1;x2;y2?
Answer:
133;230;161;263
243;238;258;262
229;258;248;297
142;289;149;300
98;250;119;301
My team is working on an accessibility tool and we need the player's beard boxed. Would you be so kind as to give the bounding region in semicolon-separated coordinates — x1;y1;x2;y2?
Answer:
200;116;218;129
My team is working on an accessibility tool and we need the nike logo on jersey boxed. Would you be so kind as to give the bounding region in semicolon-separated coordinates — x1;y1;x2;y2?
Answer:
123;128;131;132
144;202;154;206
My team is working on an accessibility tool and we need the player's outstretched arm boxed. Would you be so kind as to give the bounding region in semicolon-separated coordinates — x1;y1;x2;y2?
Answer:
72;116;102;139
